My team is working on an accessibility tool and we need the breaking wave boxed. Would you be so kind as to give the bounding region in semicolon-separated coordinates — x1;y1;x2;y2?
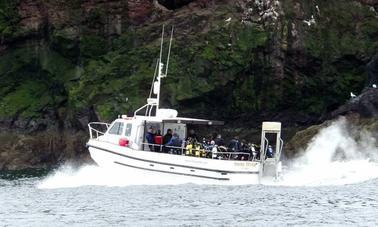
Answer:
38;118;378;189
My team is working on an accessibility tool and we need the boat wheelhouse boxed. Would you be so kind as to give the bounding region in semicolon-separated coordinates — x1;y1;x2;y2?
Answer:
86;26;283;184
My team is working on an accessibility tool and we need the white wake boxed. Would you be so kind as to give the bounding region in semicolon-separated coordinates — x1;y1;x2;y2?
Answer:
38;164;202;189
38;118;378;189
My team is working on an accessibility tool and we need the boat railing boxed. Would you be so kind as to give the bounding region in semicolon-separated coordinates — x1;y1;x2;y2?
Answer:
88;122;111;139
141;142;251;160
276;138;284;162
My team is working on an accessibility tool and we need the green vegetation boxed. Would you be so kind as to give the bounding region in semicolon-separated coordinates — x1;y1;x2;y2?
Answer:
0;0;20;41
0;0;377;124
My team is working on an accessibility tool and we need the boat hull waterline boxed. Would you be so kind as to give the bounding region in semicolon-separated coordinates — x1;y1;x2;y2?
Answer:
87;140;261;184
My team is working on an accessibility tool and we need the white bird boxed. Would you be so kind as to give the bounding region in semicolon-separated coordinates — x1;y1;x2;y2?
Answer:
225;17;232;22
350;92;357;98
373;84;377;88
316;5;320;15
303;15;316;26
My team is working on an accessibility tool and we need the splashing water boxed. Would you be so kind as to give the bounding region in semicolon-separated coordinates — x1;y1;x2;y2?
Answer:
38;118;378;189
38;164;204;189
280;118;378;186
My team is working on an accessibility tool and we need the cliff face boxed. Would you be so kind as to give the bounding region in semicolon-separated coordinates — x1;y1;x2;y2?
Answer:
0;0;377;170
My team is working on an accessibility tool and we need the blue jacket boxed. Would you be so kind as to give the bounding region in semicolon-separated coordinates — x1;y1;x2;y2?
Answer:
146;132;154;144
167;136;182;147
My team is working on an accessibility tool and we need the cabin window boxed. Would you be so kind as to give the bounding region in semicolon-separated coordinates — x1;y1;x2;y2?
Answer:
108;122;124;135
125;123;132;137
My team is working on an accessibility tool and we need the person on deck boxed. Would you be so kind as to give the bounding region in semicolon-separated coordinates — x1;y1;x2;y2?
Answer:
154;130;163;152
145;127;155;151
163;129;173;152
240;140;250;160
229;136;241;152
267;145;274;158
214;134;225;146
166;133;183;154
186;129;197;141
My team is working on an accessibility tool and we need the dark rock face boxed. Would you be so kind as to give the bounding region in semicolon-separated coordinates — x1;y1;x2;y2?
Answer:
357;0;378;6
330;88;378;119
157;0;194;9
287;84;378;157
128;0;153;25
367;54;378;87
0;131;91;170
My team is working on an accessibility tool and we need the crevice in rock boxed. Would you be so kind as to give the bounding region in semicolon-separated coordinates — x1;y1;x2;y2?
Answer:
157;0;194;10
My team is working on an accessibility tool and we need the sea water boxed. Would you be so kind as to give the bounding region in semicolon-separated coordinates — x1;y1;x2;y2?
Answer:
1;118;378;226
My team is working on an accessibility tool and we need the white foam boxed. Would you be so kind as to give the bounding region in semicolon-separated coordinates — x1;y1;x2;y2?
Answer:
278;118;378;186
37;164;201;189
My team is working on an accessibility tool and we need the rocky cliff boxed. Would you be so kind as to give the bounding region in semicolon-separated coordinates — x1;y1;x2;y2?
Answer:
0;0;377;170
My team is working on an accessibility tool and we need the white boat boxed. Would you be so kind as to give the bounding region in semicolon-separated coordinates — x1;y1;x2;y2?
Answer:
86;26;283;184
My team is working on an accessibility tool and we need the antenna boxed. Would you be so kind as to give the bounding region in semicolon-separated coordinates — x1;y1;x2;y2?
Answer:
164;26;174;77
159;25;165;66
148;58;159;99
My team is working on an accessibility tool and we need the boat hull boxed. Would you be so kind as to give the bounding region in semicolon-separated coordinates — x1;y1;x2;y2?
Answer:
87;139;261;184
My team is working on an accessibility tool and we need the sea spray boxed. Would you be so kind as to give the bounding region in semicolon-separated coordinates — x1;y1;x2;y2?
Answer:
281;117;378;186
38;164;191;189
38;163;226;189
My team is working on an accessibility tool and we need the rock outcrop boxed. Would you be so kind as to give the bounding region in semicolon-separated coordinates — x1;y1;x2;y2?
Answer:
286;86;378;157
330;88;378;119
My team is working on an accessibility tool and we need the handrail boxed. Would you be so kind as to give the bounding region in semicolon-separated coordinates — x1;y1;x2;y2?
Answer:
88;122;110;139
263;137;269;159
134;103;149;116
140;142;251;160
277;138;284;162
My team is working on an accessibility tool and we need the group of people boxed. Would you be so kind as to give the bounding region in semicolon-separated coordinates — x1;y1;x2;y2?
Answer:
145;127;273;160
145;127;183;153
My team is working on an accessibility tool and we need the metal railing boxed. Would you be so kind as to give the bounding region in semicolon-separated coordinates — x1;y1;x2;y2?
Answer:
88;122;111;139
141;142;251;160
276;138;284;162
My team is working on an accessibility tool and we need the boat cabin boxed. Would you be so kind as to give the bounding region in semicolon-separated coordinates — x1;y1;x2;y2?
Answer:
98;109;224;155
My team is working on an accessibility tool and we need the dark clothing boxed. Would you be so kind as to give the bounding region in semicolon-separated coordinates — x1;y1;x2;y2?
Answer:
240;144;251;160
186;133;197;141
214;138;225;146
163;134;172;145
229;139;241;152
146;132;155;144
145;132;155;151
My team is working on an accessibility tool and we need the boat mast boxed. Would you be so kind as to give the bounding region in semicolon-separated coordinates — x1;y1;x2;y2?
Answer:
156;25;165;111
155;25;174;113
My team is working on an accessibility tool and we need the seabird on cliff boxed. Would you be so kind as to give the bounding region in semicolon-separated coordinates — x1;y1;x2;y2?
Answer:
350;92;357;98
225;17;232;22
373;84;377;88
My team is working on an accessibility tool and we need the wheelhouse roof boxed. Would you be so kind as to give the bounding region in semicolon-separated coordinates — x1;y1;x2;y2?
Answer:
133;116;224;126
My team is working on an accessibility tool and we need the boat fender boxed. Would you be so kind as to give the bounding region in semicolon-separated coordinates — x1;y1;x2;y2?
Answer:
119;138;129;147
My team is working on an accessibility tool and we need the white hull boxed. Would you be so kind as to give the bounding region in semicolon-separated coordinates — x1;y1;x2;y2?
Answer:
87;139;261;184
